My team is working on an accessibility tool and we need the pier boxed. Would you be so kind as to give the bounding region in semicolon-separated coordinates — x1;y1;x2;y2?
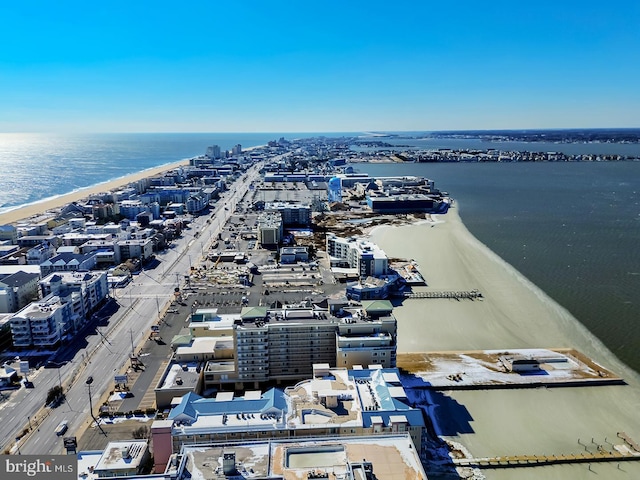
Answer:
395;289;482;300
452;432;640;470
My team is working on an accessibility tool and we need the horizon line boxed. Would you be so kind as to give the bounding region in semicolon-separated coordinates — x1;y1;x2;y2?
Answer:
2;127;640;136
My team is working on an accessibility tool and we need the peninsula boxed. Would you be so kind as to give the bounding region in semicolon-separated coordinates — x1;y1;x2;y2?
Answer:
0;136;639;480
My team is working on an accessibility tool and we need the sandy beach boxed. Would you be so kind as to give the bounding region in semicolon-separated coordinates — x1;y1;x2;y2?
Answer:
0;159;189;226
369;205;640;479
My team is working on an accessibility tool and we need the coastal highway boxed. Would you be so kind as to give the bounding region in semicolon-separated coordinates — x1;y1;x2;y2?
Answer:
3;162;263;455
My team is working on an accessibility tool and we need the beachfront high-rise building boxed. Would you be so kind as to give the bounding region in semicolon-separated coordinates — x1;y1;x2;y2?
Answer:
326;233;388;278
205;145;222;159
231;144;242;156
158;306;397;392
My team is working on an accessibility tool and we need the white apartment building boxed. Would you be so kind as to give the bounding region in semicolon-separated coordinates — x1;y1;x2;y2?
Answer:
257;212;283;247
40;270;108;316
188;306;397;391
9;297;72;348
10;269;108;348
0;271;41;313
114;238;154;263
326;233;388;278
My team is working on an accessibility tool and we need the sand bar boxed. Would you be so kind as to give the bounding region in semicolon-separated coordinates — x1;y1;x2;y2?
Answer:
0;159;189;226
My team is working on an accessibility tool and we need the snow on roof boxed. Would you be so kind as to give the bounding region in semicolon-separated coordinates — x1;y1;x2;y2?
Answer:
401;348;615;388
160;362;200;390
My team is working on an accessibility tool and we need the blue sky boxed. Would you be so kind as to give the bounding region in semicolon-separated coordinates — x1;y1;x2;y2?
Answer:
1;1;638;132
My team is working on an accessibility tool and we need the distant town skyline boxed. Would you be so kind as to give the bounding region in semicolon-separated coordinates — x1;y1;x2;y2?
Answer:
1;1;639;133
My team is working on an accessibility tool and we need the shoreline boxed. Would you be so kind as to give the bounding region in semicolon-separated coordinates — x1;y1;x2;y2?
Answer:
0;158;190;225
0;143;268;227
368;205;631;373
368;203;640;478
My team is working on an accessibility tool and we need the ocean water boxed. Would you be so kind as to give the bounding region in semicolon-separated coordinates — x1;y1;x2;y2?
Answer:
358;161;640;375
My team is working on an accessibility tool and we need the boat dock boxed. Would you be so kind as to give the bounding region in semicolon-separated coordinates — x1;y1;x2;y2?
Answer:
453;433;640;469
395;289;482;300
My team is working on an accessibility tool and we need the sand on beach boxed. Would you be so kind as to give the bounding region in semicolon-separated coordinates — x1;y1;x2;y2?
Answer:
0;159;189;226
369;205;640;479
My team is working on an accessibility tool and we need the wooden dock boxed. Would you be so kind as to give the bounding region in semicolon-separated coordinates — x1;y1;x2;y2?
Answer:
395;289;482;300
452;433;640;469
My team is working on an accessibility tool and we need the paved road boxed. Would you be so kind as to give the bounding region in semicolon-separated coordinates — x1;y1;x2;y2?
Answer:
4;162;263;455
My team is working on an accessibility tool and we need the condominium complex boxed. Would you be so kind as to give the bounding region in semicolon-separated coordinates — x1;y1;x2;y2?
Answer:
0;271;40;313
9;297;72;348
158;304;397;394
264;201;311;226
326;233;389;278
10;270;108;348
169;435;428;479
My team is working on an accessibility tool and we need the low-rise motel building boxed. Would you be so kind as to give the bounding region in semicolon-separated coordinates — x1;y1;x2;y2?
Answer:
151;365;425;475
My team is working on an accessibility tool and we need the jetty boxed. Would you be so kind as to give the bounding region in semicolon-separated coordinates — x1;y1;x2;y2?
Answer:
395;289;482;300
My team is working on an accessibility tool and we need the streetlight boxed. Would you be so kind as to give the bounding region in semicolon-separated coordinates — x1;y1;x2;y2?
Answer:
86;376;95;425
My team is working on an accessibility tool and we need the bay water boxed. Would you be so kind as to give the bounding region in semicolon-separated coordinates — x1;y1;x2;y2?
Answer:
358;160;640;479
358;161;640;375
